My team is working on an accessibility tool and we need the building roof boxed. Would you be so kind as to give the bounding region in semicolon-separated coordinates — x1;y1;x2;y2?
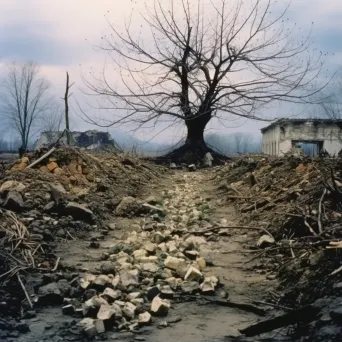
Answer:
260;118;342;133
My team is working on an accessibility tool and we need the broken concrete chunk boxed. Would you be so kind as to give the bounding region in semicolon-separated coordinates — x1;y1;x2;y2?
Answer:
150;296;170;317
144;242;157;254
257;235;275;248
123;302;137;319
115;196;142;216
181;281;200;294
2;191;24;212
138;312;152;325
140;256;158;264
38;282;62;304
94;319;106;334
166;241;178;253
84;324;97;339
153;232;165;244
200;277;216;294
141;263;159;273
132;249;148;260
94;275;111;287
0;181;25;194
65;202;94;222
160;285;174;298
85;296;109;309
97;304;116;320
196;257;206;269
158;242;168;252
127;292;141;301
184;266;203;282
120;269;139;287
184;250;199;260
164;256;187;271
102;288;122;301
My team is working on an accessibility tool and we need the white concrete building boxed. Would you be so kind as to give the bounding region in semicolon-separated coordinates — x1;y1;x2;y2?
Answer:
261;119;342;156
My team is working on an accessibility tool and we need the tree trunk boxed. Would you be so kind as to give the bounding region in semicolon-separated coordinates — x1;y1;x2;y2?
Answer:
185;114;211;151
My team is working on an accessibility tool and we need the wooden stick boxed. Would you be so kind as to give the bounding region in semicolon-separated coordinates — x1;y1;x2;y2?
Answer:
206;225;274;239
239;305;320;337
317;189;327;234
251;300;293;311
26;147;56;169
52;257;61;272
17;273;33;309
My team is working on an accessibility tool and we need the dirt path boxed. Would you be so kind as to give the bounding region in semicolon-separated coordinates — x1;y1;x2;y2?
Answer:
16;170;281;342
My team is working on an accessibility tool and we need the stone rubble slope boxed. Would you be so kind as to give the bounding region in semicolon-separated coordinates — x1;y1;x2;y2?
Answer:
56;173;223;337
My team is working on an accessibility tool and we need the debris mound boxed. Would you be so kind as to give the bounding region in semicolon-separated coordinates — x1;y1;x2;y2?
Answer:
213;154;342;340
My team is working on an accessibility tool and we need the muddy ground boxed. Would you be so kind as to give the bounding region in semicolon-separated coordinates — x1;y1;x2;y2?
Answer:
7;169;286;342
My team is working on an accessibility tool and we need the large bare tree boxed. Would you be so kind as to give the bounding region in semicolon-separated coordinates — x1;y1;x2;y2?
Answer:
1;62;50;154
84;0;328;161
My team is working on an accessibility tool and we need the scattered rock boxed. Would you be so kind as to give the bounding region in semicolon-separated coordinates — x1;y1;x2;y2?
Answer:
65;202;94;222
257;235;275;248
2;191;24;212
138;312;152;325
164;256;187;271
38;282;63;304
0;181;25;194
150;296;170;316
184;266;203;282
115;197;142;217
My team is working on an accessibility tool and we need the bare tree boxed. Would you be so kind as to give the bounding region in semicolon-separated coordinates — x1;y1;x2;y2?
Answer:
319;81;342;120
83;0;329;161
41;104;64;132
233;133;249;153
1;62;50;154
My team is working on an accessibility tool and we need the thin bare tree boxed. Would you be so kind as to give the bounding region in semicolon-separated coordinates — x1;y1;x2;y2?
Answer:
1;62;50;154
319;81;342;120
41;104;64;132
83;0;330;160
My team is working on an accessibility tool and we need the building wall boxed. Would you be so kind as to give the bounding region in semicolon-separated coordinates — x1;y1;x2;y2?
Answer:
262;125;281;155
35;130;115;150
262;121;342;156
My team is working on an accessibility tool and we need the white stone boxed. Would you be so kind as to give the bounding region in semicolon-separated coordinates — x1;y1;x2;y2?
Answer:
97;304;116;320
158;242;168;252
94;319;106;333
102;288;121;300
200;278;216;293
123;302;136;319
144;242;157;253
138;311;152;325
94;275;110;286
164;256;187;270
141;263;159;273
184;266;203;282
150;296;170;316
127;292;141;301
257;235;275;248
166;241;178;253
85;296;108;309
139;256;158;264
132;249;148;260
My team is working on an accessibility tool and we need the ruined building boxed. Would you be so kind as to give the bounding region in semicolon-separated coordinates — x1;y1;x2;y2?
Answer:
35;130;117;150
261;119;342;156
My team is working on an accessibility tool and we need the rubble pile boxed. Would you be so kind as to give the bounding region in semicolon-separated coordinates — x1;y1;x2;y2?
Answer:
0;148;165;324
51;177;222;337
212;154;342;340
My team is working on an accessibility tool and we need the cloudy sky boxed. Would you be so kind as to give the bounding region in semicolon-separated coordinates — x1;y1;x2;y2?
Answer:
0;0;341;143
